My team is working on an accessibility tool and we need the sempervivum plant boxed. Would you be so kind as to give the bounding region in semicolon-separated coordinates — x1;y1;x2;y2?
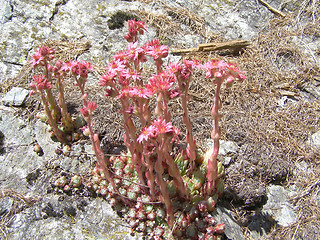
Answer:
30;17;245;239
97;19;245;239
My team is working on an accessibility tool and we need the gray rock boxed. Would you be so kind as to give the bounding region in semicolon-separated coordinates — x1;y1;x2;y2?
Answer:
205;140;239;165
2;87;29;106
0;196;13;219
262;185;296;227
247;210;275;239
0;109;137;239
6;195;137;240
34;120;60;160
213;206;245;240
0;109;34;145
0;0;303;83
277;96;297;109
306;130;320;148
0;0;13;24
205;140;239;155
84;144;95;155
219;140;239;155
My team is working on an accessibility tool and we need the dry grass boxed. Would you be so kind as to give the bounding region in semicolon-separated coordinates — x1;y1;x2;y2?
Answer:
0;190;39;240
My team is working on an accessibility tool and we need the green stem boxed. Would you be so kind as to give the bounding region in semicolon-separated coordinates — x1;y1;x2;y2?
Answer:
40;91;66;143
57;76;74;132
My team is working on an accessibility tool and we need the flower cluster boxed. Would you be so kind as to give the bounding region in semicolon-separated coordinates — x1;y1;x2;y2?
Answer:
124;19;148;42
29;45;120;197
29;46;96;142
202;60;246;87
29;75;52;92
98;20;246;235
137;117;179;143
30;46;55;68
29;19;245;239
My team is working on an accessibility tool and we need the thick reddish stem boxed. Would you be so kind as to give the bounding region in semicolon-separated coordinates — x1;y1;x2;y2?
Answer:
207;81;222;194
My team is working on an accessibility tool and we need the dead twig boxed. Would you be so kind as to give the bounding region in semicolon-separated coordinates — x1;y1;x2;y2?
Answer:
258;0;286;18
290;179;320;203
171;40;251;54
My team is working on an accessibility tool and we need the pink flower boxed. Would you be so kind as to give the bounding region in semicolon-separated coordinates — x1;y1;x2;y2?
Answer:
29;46;55;67
145;72;174;93
138;118;179;142
80;102;96;117
38;46;55;57
226;63;246;81
152;118;174;135
166;62;183;75
106;59;126;75
126;42;146;62
183;59;199;69
129;19;147;34
29;52;44;67
80;125;90;136
72;61;93;78
129;87;153;99
29;83;36;90
87;101;97;112
124;19;148;42
32;75;52;91
113;50;128;63
146;44;169;61
120;68;141;83
80;106;89;117
118;74;130;87
145;39;160;48
124;33;134;43
201;60;227;79
100;71;116;87
61;60;77;72
168;88;181;99
238;73;246;81
117;87;131;99
137;125;156;143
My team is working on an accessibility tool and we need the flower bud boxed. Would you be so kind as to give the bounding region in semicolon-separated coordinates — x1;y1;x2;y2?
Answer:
29;83;36;90
217;161;224;175
80;125;90;136
207;197;216;211
198;201;208;212
105;88;117;97
99;186;108;197
86;182;93;190
80;106;89;117
82;93;88;101
72;132;80;141
47;65;54;72
226;76;235;88
147;211;156;220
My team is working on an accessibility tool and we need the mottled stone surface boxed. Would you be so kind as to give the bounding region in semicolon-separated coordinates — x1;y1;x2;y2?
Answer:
2;87;29;106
